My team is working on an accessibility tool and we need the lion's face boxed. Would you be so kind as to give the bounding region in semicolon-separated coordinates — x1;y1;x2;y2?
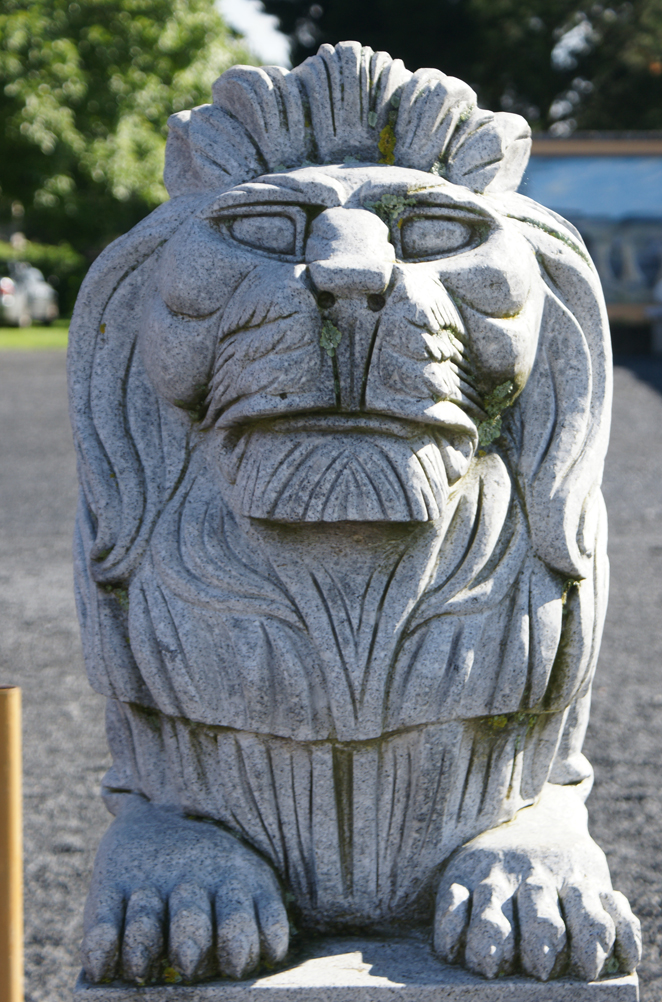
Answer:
141;164;545;523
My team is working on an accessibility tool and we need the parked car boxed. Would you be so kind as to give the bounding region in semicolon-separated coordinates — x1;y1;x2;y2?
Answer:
0;262;58;326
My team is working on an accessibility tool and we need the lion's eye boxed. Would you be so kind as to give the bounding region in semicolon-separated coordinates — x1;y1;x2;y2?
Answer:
230;215;296;255
400;217;472;259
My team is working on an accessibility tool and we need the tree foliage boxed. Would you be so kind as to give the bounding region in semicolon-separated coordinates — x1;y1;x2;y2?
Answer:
261;0;662;133
0;0;252;263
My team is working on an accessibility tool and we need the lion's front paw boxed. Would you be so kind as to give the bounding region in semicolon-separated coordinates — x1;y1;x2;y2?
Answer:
434;785;641;982
81;796;289;984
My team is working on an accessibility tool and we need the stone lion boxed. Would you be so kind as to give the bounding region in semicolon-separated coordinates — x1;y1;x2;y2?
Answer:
69;41;640;987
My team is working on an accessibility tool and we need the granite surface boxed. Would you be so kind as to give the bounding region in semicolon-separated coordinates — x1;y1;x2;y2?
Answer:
72;936;639;1000
1;354;660;1001
65;40;639;988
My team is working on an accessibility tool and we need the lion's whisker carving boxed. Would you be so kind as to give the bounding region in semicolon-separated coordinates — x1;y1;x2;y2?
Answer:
70;39;640;993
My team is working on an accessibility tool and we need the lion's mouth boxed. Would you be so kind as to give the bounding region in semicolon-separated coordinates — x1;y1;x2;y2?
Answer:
223;399;482;442
248;411;445;437
215;408;477;524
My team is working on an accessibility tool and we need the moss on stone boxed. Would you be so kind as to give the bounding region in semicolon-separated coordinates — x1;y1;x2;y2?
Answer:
365;192;416;226
378;124;397;165
477;379;516;447
103;583;129;611
320;320;343;357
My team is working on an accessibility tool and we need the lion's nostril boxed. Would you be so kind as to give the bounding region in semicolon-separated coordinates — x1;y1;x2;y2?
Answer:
317;292;336;310
367;294;386;312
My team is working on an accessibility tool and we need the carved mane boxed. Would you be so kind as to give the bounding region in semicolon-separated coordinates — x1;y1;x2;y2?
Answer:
164;41;532;198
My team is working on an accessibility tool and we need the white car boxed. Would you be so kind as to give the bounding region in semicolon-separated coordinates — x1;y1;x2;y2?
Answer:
0;264;58;326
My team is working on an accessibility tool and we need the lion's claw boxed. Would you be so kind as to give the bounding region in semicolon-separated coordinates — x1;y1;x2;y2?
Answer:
81;796;289;984
434;784;641;982
168;882;213;980
517;878;566;981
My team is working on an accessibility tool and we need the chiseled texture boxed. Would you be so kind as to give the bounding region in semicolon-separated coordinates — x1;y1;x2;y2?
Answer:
2;356;660;1002
66;40;639;989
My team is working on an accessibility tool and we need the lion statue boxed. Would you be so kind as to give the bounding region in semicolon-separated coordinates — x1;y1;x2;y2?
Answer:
69;41;640;987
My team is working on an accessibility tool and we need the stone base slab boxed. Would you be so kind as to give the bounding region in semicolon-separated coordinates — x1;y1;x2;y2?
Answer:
73;936;639;1001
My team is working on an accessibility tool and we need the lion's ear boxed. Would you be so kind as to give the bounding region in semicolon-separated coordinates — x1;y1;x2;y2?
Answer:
444;110;531;193
163;112;208;197
68;198;198;586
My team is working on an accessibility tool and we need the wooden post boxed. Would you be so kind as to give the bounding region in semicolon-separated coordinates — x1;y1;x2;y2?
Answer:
0;687;23;1002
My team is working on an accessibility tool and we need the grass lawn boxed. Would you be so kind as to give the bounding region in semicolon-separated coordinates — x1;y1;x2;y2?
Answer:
0;317;69;351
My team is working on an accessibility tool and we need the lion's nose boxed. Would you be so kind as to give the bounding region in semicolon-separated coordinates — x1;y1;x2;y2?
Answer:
306;207;394;297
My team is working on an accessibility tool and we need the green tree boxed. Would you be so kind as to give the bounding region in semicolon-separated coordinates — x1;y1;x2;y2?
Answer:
0;0;253;274
260;0;662;133
552;1;662;131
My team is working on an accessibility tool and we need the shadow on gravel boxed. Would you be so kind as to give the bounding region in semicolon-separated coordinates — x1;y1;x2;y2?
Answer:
613;354;662;395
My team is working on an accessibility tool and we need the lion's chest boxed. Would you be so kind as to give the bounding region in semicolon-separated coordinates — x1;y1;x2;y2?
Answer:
114;455;573;743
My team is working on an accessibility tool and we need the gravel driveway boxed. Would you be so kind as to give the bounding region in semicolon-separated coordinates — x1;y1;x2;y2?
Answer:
0;350;660;1001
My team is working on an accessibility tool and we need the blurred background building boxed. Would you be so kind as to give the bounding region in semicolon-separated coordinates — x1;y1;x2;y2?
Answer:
524;134;662;354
